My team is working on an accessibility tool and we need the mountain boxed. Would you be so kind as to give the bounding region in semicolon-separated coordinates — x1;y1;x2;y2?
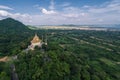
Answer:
0;18;33;54
0;18;30;33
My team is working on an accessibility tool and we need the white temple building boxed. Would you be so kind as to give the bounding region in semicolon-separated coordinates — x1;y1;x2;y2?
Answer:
28;34;42;50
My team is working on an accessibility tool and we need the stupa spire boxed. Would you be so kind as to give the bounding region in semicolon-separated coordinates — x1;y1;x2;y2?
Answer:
31;33;41;43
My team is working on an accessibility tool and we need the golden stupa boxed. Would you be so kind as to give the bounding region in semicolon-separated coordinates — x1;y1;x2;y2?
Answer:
31;34;41;43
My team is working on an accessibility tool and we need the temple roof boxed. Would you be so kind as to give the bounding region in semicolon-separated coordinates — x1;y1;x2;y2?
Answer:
31;34;41;43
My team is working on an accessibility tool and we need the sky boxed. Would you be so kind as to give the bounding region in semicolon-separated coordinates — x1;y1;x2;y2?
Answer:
0;0;120;25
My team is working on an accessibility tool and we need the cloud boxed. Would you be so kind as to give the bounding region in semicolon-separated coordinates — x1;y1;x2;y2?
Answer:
84;0;120;14
41;8;57;14
49;0;55;10
0;10;11;16
60;2;71;7
0;10;32;24
10;13;32;23
36;0;57;15
63;14;79;18
0;5;13;10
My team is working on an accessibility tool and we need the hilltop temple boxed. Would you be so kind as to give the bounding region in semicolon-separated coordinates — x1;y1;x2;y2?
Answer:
28;34;43;50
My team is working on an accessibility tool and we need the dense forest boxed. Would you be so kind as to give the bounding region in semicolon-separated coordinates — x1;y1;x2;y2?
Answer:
0;18;120;80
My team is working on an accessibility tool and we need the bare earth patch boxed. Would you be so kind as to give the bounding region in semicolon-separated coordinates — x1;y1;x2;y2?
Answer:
0;56;9;62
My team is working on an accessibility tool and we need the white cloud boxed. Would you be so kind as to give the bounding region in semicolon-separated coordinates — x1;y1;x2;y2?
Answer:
0;10;11;16
0;10;32;24
63;14;79;18
34;0;57;15
0;5;13;10
10;13;32;23
87;0;120;14
41;8;57;14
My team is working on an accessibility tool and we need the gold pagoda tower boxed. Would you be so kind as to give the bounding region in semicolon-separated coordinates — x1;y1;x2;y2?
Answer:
28;34;42;50
31;34;41;44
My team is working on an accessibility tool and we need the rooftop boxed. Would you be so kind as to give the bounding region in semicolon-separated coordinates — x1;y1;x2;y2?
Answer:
31;34;41;43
